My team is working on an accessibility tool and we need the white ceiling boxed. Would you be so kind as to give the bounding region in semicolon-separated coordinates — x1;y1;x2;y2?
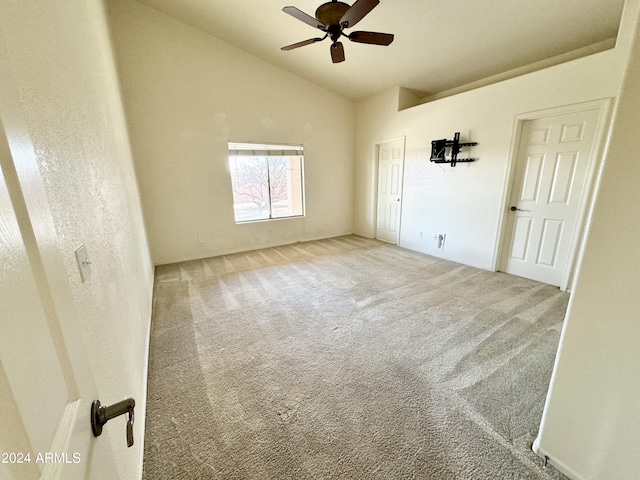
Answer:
135;0;625;101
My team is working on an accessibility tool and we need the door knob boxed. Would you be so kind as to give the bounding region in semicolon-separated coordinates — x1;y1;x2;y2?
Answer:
91;398;135;447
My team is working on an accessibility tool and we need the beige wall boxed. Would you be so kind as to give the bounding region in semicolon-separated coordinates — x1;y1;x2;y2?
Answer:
354;0;640;270
108;0;355;265
354;47;628;271
353;2;640;478
533;5;640;478
2;0;635;478
0;1;153;478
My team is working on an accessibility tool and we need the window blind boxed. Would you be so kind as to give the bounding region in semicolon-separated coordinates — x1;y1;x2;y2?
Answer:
228;142;303;157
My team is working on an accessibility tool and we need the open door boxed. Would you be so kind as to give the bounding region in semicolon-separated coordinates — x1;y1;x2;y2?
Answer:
0;85;120;480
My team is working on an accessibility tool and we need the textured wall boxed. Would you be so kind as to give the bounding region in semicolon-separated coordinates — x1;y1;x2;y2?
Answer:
108;0;355;265
0;1;153;478
354;44;629;271
533;3;640;477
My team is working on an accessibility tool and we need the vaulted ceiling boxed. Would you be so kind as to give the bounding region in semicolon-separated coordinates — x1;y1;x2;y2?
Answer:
135;0;625;101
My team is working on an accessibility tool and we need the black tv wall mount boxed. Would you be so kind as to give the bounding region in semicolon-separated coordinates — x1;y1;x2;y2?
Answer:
430;132;477;167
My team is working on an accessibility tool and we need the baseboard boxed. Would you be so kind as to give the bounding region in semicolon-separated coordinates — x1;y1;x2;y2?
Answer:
136;273;154;480
532;438;584;480
532;436;541;455
156;231;357;266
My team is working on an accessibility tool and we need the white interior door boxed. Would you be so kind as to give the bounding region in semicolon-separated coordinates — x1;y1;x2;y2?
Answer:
376;139;405;244
501;109;600;287
0;114;119;479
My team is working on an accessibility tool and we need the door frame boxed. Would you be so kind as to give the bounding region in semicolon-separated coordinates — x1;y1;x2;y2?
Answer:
495;99;613;291
373;136;406;246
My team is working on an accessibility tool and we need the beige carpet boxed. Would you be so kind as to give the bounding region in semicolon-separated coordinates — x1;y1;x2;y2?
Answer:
143;235;569;479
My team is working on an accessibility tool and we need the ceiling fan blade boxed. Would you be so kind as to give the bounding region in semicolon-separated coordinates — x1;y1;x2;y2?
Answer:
282;6;326;31
339;0;379;28
330;42;345;63
281;37;325;51
348;31;394;46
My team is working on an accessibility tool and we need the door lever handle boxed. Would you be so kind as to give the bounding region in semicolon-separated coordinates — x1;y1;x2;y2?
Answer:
510;206;528;212
91;398;135;447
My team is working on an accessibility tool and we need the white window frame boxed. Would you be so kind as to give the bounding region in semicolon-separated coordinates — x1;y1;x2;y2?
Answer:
228;142;306;223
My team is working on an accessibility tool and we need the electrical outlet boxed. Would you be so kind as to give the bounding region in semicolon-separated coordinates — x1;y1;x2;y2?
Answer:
419;231;424;239
437;234;446;249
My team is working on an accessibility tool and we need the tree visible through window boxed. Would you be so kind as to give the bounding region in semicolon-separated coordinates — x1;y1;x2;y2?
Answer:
228;142;305;223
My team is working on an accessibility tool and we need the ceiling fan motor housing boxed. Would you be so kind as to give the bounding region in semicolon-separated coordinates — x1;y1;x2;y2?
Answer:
315;1;350;27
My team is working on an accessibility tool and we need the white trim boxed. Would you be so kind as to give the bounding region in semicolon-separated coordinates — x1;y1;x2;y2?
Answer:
41;400;82;480
136;329;151;480
154;231;356;266
560;99;613;291
532;440;585;480
492;116;524;271
495;99;613;290
373;136;406;246
136;268;155;479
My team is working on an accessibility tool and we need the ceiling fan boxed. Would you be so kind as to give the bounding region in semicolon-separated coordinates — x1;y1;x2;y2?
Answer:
281;0;394;63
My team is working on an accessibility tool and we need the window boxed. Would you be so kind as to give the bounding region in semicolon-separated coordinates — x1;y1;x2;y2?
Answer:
228;142;305;223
